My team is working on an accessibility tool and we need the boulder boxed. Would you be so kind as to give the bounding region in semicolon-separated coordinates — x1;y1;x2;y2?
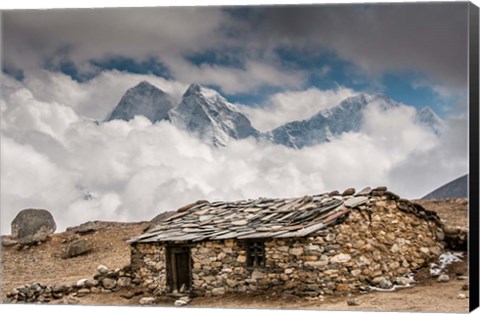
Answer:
65;239;92;258
11;209;56;244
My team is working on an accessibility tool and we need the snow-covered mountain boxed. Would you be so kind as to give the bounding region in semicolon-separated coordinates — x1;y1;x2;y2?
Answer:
416;106;444;135
169;84;260;146
268;94;393;148
106;81;443;149
106;81;175;122
268;94;444;148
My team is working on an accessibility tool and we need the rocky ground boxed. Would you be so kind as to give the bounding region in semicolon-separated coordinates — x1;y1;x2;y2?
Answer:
0;198;470;312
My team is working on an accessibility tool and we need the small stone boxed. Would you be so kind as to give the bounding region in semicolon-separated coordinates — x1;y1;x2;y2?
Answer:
336;284;349;292
175;299;188;306
437;274;450;283
52;284;67;293
102;278;117;289
328;190;340;196
85;279;99;288
420;247;430;254
226;279;237;287
289;247;304;256
395;277;413;286
236;255;247;263
457;276;468;281
378;278;393;289
344;196;368;208
351;269;362;277
330;253;351;263
75;278;88;288
347;298;360;306
355;187;372;196
342;188;356;196
212;287;225;296
117;277;132;288
139;297;156;305
462;284;469;291
76;288;90;297
457;293;467;299
97;264;109;275
251;270;265;279
429;246;442;255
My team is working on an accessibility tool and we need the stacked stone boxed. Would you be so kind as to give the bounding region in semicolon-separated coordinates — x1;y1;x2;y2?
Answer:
6;264;136;303
130;244;167;295
131;188;444;298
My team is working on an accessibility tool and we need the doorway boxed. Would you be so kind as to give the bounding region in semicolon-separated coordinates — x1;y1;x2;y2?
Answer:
167;246;192;292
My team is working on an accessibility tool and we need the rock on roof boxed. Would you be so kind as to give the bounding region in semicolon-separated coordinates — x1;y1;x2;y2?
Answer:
128;187;440;244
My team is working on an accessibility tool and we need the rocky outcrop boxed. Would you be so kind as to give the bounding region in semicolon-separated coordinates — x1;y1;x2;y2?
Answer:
11;209;56;245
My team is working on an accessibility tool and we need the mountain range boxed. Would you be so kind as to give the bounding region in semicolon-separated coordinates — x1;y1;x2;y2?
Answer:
106;81;444;148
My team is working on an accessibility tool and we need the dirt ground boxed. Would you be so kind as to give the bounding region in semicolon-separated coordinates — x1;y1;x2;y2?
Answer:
0;199;471;312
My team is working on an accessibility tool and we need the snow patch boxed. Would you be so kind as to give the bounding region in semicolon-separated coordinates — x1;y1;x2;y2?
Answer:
430;252;463;276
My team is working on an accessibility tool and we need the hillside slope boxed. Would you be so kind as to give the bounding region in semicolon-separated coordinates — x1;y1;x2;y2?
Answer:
422;174;468;199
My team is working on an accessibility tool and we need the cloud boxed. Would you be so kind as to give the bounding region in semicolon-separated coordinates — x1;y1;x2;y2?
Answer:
3;7;227;72
2;3;468;96
239;86;358;131
0;77;468;234
163;57;307;94
3;69;188;120
243;3;468;90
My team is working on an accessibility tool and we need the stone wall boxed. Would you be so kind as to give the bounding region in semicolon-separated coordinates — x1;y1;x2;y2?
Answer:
6;265;135;303
130;242;167;295
131;195;444;297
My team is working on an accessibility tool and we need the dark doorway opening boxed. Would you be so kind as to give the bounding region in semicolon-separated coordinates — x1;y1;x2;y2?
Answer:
167;246;192;292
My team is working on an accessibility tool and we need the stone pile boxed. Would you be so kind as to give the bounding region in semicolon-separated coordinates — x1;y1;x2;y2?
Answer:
130;187;445;298
6;264;137;303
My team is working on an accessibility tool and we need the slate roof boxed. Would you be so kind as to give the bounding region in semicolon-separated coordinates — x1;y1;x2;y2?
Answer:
129;188;375;244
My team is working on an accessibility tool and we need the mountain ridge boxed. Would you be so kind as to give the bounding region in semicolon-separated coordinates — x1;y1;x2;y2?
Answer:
106;81;444;148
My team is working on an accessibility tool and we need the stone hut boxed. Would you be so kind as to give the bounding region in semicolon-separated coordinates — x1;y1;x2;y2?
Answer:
128;187;445;298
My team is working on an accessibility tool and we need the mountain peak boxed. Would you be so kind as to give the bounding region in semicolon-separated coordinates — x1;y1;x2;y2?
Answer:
169;84;259;146
183;83;206;97
417;106;444;134
106;81;174;122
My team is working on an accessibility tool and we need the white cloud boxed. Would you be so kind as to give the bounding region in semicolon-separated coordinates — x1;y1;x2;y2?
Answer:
239;86;358;131
0;74;468;235
163;57;307;95
4;69;188;120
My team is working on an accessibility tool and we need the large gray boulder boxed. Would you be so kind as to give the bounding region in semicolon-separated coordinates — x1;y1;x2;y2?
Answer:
11;209;56;244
